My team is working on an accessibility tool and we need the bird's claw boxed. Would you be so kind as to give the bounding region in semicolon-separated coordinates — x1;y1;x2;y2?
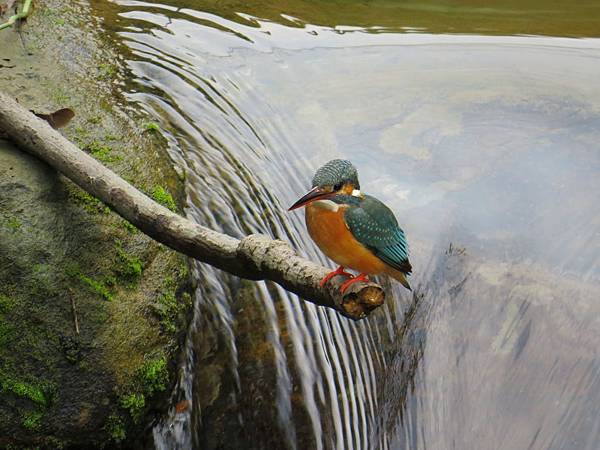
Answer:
320;266;353;288
340;273;370;293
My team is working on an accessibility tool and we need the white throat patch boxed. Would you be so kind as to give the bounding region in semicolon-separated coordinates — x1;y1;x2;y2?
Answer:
351;189;362;197
312;199;339;212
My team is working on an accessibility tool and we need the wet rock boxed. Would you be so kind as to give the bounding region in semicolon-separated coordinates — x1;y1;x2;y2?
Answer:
0;0;192;447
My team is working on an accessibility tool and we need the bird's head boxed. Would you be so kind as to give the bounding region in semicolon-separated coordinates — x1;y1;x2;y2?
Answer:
288;159;361;211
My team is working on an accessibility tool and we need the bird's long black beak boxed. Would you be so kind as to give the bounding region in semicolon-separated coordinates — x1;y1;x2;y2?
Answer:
288;186;332;211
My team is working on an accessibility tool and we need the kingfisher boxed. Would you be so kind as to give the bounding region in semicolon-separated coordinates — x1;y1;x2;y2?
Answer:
288;159;412;293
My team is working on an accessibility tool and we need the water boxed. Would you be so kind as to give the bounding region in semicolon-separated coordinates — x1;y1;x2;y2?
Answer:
94;1;600;448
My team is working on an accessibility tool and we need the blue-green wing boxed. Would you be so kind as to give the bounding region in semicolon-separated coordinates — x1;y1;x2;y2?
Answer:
344;195;412;274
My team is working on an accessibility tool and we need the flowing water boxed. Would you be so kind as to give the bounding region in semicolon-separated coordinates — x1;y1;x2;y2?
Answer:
93;1;600;448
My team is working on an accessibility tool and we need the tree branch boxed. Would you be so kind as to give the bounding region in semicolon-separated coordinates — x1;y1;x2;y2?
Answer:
0;91;385;320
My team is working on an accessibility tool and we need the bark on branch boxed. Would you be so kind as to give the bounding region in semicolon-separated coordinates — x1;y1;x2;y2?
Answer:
0;91;385;320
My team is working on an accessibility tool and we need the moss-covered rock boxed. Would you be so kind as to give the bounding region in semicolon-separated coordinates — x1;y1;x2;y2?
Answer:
0;0;192;447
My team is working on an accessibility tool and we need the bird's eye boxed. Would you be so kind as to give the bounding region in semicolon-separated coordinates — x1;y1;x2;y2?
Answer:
333;182;343;191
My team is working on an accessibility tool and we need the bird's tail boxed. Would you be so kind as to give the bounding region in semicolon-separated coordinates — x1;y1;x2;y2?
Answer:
385;267;412;291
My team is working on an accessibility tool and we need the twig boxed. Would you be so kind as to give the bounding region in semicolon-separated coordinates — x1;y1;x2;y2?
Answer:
0;0;32;31
68;288;80;335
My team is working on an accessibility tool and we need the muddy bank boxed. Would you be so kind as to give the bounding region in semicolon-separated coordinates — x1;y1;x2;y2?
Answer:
0;0;192;447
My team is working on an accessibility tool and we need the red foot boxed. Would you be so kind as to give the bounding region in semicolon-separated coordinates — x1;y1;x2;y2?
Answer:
320;266;353;288
340;273;370;293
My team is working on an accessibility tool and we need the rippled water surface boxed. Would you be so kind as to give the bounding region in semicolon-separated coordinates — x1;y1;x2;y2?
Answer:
94;1;600;448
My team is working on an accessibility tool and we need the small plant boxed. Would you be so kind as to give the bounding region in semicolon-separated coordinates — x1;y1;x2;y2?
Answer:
105;413;126;442
143;122;160;133
121;220;138;234
154;289;178;333
78;274;113;301
68;187;108;214
84;141;121;164
115;243;143;282
153;278;190;334
11;382;47;405
0;375;54;407
120;393;145;422
151;186;177;212
117;355;169;423
139;356;168;396
22;410;43;430
6;217;21;231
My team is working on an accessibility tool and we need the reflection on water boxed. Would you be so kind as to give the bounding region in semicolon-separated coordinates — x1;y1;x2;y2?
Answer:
96;1;600;448
106;0;600;37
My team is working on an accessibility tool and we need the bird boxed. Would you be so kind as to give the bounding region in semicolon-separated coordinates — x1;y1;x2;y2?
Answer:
288;159;412;293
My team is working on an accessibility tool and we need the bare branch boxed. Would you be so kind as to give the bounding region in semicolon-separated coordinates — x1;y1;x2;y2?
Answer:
0;91;385;320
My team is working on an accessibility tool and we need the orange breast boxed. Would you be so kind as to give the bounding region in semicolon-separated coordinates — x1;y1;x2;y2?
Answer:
305;203;386;275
